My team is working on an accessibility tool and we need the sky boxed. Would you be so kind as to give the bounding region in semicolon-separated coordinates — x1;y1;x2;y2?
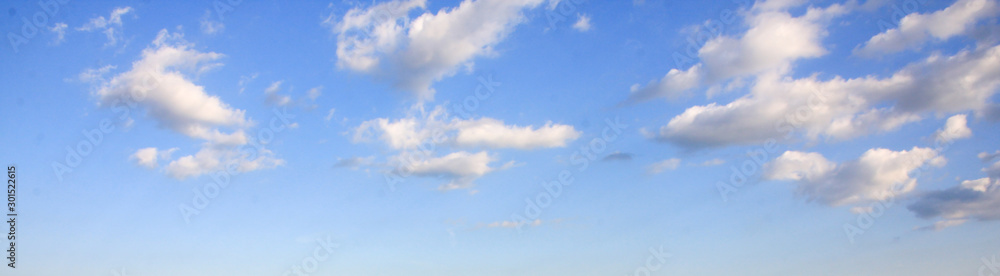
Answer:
1;0;1000;275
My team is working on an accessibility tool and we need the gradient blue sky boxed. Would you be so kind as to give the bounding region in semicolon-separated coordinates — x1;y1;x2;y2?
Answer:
2;0;1000;275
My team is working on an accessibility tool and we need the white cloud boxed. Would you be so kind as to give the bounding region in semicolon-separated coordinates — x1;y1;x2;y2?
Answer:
49;22;67;45
855;0;999;56
909;159;1000;228
352;105;575;189
77;6;133;46
625;1;849;103
647;158;681;174
130;147;178;169
327;0;548;100
200;10;225;35
131;147;159;168
572;13;591;32
264;81;292;106
655;43;1000;149
396;151;506;190
355;105;578;150
451;118;580;150
765;147;945;206
92;29;282;179
933;114;972;143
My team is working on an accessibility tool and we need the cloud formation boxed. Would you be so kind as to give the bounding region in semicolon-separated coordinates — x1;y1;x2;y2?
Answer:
93;29;283;179
352;105;576;190
765;147;945;206
855;0;999;56
326;0;552;100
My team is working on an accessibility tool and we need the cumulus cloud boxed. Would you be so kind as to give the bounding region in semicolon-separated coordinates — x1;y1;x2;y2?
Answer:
624;1;849;104
92;29;283;179
933;114;972;143
647;158;681;174
765;147;945;206
132;148;158;168
908;159;1000;229
654;43;1000;149
395;151;509;190
354;106;579;151
572;13;591;32
326;0;550;100
451;118;580;150
352;105;576;190
855;0;999;56
77;6;133;46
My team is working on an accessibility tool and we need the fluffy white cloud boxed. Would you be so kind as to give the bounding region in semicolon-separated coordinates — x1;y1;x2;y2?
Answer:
354;106;579;150
647;158;681;174
655;43;1000;149
933;114;972;143
908;159;1000;228
572;13;591;32
625;1;848;103
131;147;159;168
855;0;999;56
77;6;133;46
396;151;506;190
352;105;575;189
165;142;284;179
452;118;580;150
93;29;283;179
327;0;550;100
765;147;945;206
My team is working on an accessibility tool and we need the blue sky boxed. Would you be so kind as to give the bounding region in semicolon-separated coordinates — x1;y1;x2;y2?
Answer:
2;0;1000;275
